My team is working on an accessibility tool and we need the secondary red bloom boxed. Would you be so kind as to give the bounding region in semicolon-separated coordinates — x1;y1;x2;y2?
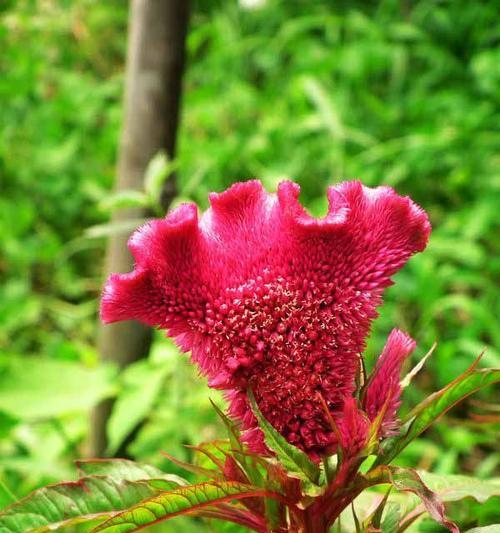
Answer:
101;180;430;458
336;397;370;458
363;329;417;436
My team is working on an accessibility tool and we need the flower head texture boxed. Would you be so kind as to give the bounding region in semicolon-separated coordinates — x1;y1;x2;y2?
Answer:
101;180;430;458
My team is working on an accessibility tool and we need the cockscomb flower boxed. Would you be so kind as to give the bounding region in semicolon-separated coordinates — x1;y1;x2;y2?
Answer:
101;180;430;459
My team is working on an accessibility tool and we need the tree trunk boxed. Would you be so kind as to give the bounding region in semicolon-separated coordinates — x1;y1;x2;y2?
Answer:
90;0;190;457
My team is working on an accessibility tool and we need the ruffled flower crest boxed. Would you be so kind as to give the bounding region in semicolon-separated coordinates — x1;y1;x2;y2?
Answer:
101;180;430;458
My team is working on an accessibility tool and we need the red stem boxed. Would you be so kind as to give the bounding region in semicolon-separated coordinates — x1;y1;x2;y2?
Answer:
200;507;268;532
303;507;329;533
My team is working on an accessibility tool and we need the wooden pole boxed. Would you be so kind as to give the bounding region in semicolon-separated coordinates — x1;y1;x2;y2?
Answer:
90;0;190;457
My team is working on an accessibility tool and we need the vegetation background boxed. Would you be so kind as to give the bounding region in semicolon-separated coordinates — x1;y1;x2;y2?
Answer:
0;0;498;531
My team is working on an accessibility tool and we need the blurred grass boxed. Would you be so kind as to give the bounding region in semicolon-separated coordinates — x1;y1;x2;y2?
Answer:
0;0;499;531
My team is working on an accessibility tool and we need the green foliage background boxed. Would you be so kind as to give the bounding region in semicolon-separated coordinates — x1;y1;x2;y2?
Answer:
0;0;498;531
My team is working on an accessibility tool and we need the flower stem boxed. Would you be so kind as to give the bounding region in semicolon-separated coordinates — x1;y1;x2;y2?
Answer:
322;456;333;484
303;507;329;533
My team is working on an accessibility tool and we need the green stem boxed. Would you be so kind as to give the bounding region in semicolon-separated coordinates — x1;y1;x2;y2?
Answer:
322;456;332;484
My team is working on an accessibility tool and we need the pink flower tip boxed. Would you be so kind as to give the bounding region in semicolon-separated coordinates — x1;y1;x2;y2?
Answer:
363;329;417;437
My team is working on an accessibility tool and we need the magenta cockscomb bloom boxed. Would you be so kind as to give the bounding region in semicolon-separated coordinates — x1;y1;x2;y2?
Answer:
101;180;430;458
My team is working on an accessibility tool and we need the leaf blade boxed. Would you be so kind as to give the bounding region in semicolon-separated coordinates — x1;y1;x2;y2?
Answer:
76;459;188;486
0;357;116;420
248;390;320;485
387;467;459;533
0;476;173;533
106;360;169;455
0;460;189;533
419;471;500;504
377;368;500;465
91;482;280;533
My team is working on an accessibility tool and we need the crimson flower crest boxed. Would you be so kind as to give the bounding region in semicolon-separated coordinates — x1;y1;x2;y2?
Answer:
101;180;430;459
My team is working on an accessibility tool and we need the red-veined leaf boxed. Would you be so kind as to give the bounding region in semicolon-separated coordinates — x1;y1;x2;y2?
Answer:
91;481;283;532
76;458;187;486
195;506;268;533
187;441;227;472
160;450;217;479
387;467;459;533
188;439;278;527
0;459;188;532
398;472;500;531
0;476;178;533
347;471;500;533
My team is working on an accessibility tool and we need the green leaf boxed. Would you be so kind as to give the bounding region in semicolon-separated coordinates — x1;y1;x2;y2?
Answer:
248;390;320;485
209;400;264;486
381;502;400;533
106;359;169;455
358;485;393;532
419;471;500;504
76;459;188;487
387;467;459;533
84;218;148;239
396;472;500;531
99;190;149;211
351;503;361;533
346;471;500;532
191;440;231;472
264;497;282;531
92;481;277;532
0;410;17;439
161;450;218;479
377;368;500;465
0;475;17;508
209;399;242;453
0;474;179;533
464;527;500;533
0;357;116;420
144;151;178;208
370;487;392;529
